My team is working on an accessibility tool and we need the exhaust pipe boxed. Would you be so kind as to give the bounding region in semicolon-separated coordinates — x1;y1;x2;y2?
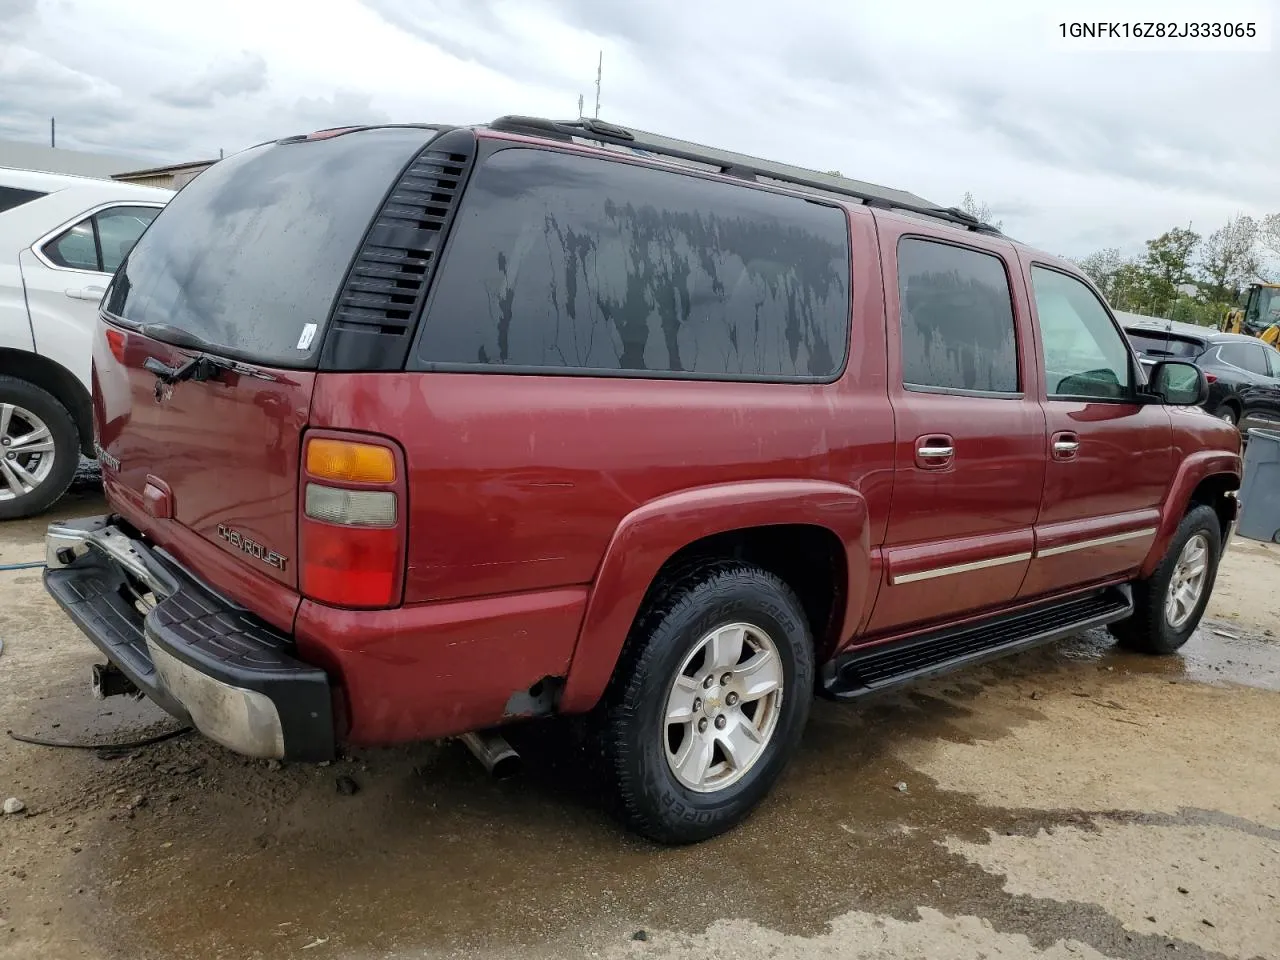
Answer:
459;730;521;780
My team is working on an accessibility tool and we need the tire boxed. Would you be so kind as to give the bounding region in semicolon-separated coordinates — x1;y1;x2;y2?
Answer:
0;376;80;521
1109;505;1222;655
1214;404;1238;426
599;564;814;845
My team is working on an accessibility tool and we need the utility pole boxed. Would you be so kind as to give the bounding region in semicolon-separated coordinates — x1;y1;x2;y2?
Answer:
50;117;55;148
577;93;584;119
594;50;602;119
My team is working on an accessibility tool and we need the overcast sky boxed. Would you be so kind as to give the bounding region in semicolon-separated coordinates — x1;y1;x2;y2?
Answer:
1;0;1276;258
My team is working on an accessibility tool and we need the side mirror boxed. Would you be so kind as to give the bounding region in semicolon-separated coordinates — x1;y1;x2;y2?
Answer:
1147;360;1208;406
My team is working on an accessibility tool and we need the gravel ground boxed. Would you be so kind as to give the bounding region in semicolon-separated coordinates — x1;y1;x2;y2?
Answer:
1;488;1278;960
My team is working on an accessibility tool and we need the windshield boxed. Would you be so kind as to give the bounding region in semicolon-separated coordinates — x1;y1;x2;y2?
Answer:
1246;286;1280;331
103;127;434;367
1125;331;1205;359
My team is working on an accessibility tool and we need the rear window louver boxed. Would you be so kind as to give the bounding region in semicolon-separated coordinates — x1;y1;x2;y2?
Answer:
319;128;477;370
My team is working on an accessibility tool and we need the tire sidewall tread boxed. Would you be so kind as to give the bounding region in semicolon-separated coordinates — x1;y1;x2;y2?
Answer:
600;563;814;844
1115;504;1222;655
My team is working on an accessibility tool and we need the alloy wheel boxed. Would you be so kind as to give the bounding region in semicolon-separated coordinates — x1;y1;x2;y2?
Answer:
663;622;784;793
1165;532;1210;629
0;403;56;502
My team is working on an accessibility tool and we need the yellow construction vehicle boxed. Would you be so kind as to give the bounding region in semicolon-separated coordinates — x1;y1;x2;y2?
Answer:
1221;282;1280;344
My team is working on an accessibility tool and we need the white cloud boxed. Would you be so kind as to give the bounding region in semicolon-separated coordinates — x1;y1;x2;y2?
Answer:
1;0;1276;257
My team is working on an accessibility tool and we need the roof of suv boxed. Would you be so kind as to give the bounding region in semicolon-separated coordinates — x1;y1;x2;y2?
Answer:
267;116;1007;241
479;116;1002;238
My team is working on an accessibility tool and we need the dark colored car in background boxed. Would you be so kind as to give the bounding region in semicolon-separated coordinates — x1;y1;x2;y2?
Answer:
1120;312;1280;435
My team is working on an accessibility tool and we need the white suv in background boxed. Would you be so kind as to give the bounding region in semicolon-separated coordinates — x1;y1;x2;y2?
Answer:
0;168;170;518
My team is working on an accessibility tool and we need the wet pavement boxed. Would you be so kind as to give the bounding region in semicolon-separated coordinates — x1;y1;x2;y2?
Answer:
1;492;1278;960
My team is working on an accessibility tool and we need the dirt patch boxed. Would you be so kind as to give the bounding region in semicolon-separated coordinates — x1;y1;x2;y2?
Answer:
948;823;1280;959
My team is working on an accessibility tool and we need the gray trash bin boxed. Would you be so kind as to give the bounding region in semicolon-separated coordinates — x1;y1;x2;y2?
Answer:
1236;428;1280;543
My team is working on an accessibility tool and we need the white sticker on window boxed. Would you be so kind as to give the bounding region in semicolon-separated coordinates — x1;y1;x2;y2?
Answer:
296;323;317;350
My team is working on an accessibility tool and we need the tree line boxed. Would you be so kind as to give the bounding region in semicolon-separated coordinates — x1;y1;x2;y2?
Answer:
959;195;1280;327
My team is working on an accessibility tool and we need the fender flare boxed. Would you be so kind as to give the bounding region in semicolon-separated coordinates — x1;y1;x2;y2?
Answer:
558;479;871;713
1139;449;1241;577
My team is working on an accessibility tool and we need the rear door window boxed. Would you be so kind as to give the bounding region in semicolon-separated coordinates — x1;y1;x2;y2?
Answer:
96;207;160;272
414;147;851;380
1266;346;1280;378
896;238;1018;394
103;127;434;367
1220;342;1270;376
41;205;159;273
1031;267;1132;400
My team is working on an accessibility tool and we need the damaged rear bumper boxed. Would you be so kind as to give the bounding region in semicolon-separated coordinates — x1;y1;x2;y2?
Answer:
43;516;334;761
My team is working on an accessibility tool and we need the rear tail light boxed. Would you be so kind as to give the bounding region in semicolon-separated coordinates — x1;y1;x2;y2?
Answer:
1205;373;1218;383
306;439;395;484
304;484;396;526
300;436;404;609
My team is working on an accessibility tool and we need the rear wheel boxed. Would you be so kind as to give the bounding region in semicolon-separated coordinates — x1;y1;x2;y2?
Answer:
1214;403;1238;426
1109;505;1221;654
0;376;80;520
600;565;813;844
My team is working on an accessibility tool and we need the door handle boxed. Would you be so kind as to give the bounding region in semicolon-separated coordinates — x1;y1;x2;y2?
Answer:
66;285;106;301
917;444;955;458
914;434;955;469
1051;431;1080;461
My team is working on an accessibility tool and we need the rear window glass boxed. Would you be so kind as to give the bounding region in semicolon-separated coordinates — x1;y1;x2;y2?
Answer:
414;148;851;380
1219;342;1270;376
1125;332;1204;359
897;239;1018;394
103;128;433;367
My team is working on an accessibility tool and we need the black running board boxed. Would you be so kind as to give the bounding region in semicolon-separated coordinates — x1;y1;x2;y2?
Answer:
822;585;1133;700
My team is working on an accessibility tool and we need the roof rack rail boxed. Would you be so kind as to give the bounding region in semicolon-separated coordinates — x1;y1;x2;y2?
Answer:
487;115;1002;236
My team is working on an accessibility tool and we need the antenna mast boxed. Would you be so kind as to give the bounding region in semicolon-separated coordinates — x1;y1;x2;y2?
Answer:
594;51;602;118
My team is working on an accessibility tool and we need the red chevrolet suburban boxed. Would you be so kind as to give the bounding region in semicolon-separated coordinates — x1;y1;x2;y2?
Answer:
44;117;1241;844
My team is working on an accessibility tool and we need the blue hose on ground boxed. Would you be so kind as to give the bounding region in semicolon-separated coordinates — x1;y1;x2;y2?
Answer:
0;560;46;571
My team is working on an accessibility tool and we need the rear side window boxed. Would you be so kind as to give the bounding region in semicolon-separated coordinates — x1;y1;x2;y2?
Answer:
1219;342;1270;376
104;128;434;367
897;239;1018;394
0;186;46;214
43;205;159;273
415;148;851;380
44;220;99;270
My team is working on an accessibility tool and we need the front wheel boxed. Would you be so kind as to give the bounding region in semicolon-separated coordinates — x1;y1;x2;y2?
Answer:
1109;505;1222;654
600;565;814;844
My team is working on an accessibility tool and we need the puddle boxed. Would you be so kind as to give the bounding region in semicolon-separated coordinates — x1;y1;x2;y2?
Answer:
70;623;1279;960
1046;622;1280;692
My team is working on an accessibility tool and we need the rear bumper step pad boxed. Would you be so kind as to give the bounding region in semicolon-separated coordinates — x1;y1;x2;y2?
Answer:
43;515;334;761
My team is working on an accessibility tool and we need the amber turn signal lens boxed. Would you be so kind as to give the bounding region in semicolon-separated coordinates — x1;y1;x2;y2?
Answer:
306;439;395;484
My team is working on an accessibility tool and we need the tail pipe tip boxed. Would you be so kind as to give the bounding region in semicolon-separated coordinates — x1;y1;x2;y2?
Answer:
459;730;521;780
